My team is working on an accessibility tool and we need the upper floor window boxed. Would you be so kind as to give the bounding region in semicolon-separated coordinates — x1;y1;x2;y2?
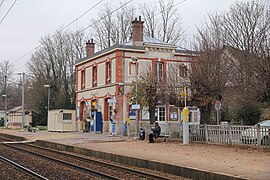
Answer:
179;65;188;78
92;66;97;87
81;70;85;90
106;62;111;84
155;62;164;80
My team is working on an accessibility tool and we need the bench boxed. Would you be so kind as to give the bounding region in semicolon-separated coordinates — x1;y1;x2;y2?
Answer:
28;127;37;132
156;134;170;142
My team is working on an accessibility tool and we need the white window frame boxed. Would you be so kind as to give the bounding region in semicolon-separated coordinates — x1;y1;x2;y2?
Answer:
155;62;164;80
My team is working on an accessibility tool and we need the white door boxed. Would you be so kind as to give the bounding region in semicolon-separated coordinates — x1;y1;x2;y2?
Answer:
156;106;166;133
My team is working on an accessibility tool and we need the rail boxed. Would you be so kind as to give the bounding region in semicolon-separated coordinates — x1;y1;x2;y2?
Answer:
4;143;120;180
0;155;48;180
5;143;175;180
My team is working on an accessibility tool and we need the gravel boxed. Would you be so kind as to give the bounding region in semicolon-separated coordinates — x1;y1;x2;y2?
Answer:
0;144;103;180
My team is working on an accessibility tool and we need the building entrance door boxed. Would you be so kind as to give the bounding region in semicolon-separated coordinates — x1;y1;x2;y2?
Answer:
156;106;166;133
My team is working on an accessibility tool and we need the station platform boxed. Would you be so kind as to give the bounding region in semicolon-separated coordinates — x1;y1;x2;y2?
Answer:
0;129;269;180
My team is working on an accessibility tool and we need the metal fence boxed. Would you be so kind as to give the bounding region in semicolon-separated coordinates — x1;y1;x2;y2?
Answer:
134;122;270;149
190;124;269;149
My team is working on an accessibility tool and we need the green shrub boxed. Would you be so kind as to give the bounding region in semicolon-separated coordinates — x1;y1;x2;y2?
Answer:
236;104;262;125
0;117;4;126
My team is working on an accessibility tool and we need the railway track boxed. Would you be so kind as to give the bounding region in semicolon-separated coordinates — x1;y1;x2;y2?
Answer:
0;136;13;142
0;155;48;180
5;143;178;180
1;143;116;179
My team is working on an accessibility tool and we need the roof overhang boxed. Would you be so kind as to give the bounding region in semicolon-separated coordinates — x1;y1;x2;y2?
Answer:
76;45;145;66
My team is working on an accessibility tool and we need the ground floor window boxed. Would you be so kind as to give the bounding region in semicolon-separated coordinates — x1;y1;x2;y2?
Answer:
156;106;166;122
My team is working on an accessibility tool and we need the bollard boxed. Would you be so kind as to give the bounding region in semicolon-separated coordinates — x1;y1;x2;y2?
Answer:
182;107;189;144
112;122;116;136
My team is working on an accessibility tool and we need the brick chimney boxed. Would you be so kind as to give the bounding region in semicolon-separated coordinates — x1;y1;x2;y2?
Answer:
131;16;144;46
86;38;95;57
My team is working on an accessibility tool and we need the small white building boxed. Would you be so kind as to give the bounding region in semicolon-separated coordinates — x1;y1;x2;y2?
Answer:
47;109;76;132
7;106;33;128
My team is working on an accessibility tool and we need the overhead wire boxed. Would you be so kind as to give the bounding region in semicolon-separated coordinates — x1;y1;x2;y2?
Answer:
0;0;5;8
13;0;134;72
11;0;184;74
9;0;104;67
56;0;104;35
0;0;18;25
0;0;134;83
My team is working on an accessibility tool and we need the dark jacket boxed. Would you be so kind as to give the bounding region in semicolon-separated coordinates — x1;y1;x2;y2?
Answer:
152;124;161;137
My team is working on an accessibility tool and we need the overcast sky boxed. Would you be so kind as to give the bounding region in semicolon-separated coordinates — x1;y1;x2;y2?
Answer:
0;0;268;74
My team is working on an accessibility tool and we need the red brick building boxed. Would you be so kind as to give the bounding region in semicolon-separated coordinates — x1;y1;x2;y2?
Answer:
75;16;199;133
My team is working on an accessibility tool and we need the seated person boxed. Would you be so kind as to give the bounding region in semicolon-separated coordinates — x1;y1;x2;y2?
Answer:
28;122;36;132
28;122;33;132
148;121;161;143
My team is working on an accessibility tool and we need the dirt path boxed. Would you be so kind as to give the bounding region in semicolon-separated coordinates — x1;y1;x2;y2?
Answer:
79;141;270;180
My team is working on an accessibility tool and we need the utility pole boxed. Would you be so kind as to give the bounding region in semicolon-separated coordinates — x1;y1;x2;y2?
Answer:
44;84;50;114
135;62;138;139
4;75;7;127
18;72;25;128
132;57;139;140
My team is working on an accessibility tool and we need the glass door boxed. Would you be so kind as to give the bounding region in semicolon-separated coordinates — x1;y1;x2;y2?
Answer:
156;106;166;133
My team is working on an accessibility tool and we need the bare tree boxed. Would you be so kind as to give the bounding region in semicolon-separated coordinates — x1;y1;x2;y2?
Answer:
158;0;184;45
0;60;14;93
91;0;185;50
115;3;136;44
139;3;157;38
218;1;270;103
27;29;86;124
130;65;167;124
191;0;270;122
0;60;16;110
92;3;135;50
140;0;185;46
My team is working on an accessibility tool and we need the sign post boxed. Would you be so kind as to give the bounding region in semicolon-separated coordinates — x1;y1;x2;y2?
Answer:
107;98;117;135
215;101;221;125
181;86;189;144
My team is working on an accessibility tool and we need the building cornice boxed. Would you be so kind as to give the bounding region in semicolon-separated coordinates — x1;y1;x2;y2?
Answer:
76;45;145;66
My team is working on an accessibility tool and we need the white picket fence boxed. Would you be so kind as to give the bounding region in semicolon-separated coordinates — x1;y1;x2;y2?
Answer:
138;123;270;149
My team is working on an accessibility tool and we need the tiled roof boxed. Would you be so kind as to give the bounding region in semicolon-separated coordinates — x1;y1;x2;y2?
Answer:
123;36;175;47
76;36;197;65
8;106;22;112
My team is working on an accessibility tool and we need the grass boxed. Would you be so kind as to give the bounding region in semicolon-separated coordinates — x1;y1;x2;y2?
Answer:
0;125;48;131
36;126;47;130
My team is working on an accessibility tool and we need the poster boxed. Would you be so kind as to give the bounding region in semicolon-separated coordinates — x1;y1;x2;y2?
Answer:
141;107;149;120
169;106;178;121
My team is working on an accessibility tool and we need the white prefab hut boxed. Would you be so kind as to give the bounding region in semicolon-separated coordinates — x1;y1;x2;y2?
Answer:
7;106;33;128
47;109;76;132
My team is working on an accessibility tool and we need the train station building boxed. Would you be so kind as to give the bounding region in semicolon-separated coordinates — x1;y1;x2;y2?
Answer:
75;16;199;133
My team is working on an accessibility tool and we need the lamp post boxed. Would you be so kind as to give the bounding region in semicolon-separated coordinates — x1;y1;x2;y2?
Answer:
44;85;50;112
132;57;139;139
2;94;7;127
18;72;25;128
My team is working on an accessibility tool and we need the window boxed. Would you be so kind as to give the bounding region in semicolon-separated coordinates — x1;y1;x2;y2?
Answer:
81;70;85;90
155;62;164;80
63;113;72;120
156;106;166;122
179;65;188;78
106;62;111;84
92;66;97;87
129;62;137;76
